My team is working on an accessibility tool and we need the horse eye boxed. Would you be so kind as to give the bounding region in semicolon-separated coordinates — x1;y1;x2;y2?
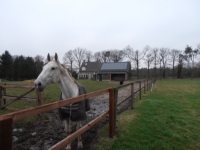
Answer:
51;67;55;70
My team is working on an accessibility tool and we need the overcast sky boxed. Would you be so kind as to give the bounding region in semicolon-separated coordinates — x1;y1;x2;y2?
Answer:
0;0;200;61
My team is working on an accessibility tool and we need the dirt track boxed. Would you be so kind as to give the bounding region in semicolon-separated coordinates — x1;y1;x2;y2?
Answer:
12;81;146;150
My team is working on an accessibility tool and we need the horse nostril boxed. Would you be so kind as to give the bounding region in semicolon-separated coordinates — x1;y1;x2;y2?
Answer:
38;82;42;87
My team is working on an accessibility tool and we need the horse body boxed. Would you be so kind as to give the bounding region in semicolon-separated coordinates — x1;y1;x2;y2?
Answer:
34;53;89;150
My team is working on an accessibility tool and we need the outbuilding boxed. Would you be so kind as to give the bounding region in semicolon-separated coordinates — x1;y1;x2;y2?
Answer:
97;62;131;81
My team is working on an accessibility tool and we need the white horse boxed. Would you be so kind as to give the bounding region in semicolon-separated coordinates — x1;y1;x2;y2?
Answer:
34;53;90;150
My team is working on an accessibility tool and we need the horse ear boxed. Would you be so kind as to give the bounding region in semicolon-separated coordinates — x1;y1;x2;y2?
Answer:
55;53;58;62
47;53;51;61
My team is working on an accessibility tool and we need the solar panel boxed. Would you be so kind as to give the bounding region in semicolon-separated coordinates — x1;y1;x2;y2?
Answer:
101;63;127;70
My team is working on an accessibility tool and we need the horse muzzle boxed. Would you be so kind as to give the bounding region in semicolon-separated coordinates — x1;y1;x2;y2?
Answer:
34;81;44;91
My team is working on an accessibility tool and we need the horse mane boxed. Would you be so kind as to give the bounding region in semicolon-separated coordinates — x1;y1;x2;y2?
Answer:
60;63;75;81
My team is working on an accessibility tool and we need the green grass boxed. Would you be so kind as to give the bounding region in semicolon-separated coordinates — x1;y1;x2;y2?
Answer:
43;80;117;103
78;80;117;93
95;79;200;150
0;80;117;115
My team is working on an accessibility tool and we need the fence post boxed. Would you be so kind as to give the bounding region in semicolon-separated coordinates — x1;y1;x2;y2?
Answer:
144;80;146;94
139;81;141;99
0;86;2;108
131;83;134;109
114;88;118;135
36;91;44;106
147;79;148;91
3;84;6;105
109;88;115;138
0;117;12;150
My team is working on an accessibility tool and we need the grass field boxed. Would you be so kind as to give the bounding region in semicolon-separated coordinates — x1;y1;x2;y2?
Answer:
0;80;118;115
95;79;200;150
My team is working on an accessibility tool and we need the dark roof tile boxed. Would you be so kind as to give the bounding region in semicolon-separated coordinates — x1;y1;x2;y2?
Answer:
79;61;102;73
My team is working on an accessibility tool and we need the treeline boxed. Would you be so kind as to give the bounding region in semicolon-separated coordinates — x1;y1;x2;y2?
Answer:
63;44;200;79
0;50;44;81
137;67;200;79
0;43;200;81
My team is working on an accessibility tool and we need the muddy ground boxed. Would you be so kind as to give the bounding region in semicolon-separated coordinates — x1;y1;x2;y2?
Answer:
12;81;144;150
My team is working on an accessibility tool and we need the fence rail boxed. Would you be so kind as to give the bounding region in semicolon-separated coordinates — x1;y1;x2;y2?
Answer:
0;78;156;150
0;84;44;109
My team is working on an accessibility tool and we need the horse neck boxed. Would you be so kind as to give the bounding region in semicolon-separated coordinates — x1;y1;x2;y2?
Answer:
58;69;79;99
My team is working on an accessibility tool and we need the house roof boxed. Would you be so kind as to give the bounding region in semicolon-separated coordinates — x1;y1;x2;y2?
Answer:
79;61;102;73
101;62;128;70
79;61;131;74
98;62;131;74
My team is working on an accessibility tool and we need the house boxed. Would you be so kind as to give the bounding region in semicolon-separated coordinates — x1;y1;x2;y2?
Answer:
78;60;102;80
78;61;131;81
97;62;131;81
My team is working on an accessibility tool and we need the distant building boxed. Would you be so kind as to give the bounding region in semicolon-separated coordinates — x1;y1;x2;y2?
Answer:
97;62;131;81
79;61;131;81
78;60;102;80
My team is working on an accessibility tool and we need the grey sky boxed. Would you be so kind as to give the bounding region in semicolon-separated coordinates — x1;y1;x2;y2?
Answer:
0;0;200;61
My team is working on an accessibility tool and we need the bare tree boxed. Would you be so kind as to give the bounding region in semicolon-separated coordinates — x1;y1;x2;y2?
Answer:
94;52;102;62
169;49;181;79
125;45;148;79
184;45;199;79
177;53;186;78
63;50;74;72
73;47;87;70
159;48;170;78
110;49;125;62
198;43;200;50
101;51;107;62
100;50;111;62
85;50;93;62
152;48;159;78
144;46;154;78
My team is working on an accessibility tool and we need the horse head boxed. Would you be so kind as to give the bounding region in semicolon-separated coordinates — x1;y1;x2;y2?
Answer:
34;53;61;91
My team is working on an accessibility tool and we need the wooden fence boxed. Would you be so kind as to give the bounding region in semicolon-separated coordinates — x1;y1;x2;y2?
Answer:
0;84;44;110
0;78;156;150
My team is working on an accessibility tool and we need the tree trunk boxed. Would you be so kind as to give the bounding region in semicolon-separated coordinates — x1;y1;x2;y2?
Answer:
159;61;162;79
162;60;166;79
177;63;182;78
147;63;150;78
172;61;175;79
191;59;194;80
137;61;139;79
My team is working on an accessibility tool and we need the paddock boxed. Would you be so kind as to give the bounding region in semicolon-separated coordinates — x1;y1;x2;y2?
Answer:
0;78;156;150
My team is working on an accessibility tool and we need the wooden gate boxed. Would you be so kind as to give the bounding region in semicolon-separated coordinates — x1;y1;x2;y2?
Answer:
0;84;44;110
